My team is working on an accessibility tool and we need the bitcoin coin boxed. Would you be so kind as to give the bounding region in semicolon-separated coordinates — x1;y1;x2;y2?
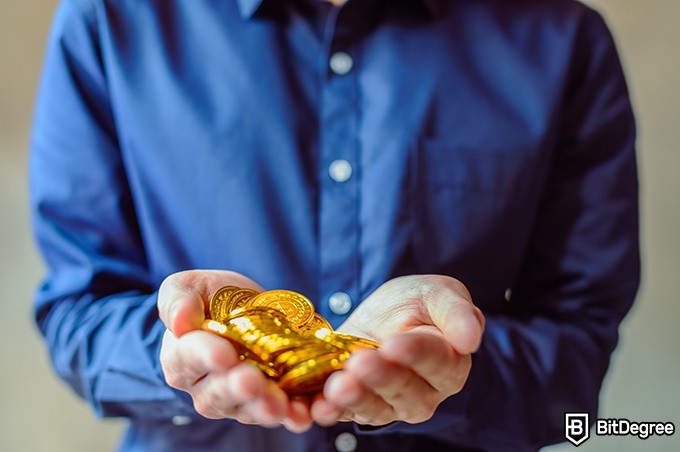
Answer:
324;332;381;352
209;285;241;322
247;290;315;326
227;307;289;332
294;312;333;337
201;319;258;358
239;357;280;379
250;333;302;362
226;288;259;313
278;351;351;396
202;319;243;343
273;340;340;374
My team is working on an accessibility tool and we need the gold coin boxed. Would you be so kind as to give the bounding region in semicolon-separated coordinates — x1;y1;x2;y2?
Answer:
273;339;342;373
250;333;302;362
322;331;381;352
278;351;351;396
209;316;274;351
228;306;291;324
201;319;258;358
209;285;241;322
226;288;259;314
202;319;242;342
293;313;333;337
247;289;315;326
239;356;279;379
226;309;281;328
227;309;296;355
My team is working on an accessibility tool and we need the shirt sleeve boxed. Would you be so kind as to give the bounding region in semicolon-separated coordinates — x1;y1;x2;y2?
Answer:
29;0;193;420
356;7;640;450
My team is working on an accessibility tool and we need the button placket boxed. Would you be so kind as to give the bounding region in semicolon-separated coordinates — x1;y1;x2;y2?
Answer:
317;8;361;324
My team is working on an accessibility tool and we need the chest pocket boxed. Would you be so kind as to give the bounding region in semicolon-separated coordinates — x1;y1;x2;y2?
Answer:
415;138;534;195
409;137;542;272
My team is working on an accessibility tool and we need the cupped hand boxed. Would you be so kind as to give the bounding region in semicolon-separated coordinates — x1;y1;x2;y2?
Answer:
157;270;313;432
310;274;485;427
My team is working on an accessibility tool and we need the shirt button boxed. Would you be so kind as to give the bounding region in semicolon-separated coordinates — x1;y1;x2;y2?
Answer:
171;415;192;426
328;291;352;315
329;51;353;75
328;159;353;183
334;432;358;452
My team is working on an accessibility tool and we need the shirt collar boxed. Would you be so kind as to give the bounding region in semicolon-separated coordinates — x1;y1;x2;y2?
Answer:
235;0;263;19
236;0;445;20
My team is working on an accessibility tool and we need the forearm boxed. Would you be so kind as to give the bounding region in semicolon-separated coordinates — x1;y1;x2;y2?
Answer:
356;281;637;450
37;289;194;419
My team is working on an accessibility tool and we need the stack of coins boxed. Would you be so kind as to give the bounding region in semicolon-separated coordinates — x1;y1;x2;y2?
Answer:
201;285;380;396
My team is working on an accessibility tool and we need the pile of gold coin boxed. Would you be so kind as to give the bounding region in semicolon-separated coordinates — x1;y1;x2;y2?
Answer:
201;285;380;397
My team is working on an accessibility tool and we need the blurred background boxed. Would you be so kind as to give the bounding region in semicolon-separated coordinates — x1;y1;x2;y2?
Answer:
1;1;677;451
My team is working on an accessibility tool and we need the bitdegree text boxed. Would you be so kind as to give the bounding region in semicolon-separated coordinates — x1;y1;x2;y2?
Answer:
596;418;675;440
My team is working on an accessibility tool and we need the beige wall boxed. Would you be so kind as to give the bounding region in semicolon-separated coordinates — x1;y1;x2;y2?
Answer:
1;1;677;451
547;0;680;450
0;1;125;451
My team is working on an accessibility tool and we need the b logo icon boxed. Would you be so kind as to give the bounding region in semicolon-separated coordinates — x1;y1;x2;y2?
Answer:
565;413;590;446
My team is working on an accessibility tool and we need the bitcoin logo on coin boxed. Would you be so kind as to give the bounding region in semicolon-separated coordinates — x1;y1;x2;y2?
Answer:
247;290;315;327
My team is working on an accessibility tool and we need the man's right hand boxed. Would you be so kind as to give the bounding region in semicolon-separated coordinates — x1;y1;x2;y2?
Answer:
157;270;313;432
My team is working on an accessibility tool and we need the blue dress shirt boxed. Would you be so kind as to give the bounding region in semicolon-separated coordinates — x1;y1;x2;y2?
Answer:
29;0;640;450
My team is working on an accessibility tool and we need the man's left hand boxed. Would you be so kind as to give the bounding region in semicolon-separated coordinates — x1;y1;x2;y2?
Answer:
310;274;485;426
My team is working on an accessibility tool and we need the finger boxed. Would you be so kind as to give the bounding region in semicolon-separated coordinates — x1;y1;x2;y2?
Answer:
162;329;242;390
282;399;314;433
322;370;396;426
192;363;284;420
310;392;354;426
239;377;290;425
343;348;440;424
379;332;470;395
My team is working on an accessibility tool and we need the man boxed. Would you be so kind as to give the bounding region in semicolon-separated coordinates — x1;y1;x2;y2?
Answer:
29;0;639;450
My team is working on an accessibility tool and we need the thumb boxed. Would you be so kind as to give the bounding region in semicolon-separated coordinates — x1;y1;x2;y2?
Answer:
420;276;485;355
157;272;206;336
157;269;264;337
440;300;485;355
